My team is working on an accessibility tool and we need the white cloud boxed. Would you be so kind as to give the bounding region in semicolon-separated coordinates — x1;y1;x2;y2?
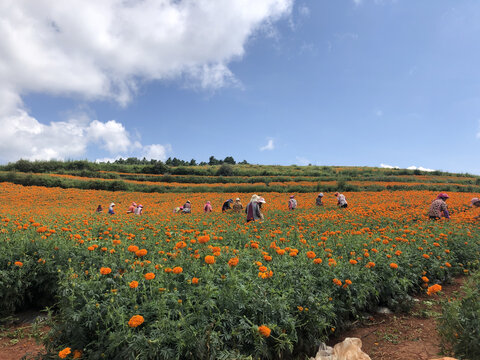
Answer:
380;163;399;169
353;0;363;5
381;164;435;172
298;4;310;17
407;165;435;172
0;0;292;162
295;156;310;166
142;144;172;161
260;139;275;151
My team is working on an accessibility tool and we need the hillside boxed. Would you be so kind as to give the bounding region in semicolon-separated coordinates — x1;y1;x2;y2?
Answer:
1;160;480;194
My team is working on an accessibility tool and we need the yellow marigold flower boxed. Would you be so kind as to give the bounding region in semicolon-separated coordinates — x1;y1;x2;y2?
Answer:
128;315;144;328
258;325;271;337
58;347;71;359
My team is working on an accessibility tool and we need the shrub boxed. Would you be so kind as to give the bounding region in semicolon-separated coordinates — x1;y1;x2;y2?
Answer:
438;271;480;359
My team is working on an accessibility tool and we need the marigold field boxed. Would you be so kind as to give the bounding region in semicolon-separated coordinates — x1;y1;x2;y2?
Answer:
1;182;479;359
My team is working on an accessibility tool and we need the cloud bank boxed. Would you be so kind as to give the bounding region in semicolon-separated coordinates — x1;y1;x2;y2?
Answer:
0;0;292;162
380;164;435;172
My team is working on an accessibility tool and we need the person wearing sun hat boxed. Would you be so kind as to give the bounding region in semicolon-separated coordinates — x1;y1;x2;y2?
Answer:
316;193;324;206
222;199;234;212
469;197;480;219
204;201;212;213
127;202;137;214
428;193;450;220
288;195;297;210
182;200;191;214
246;194;262;222
108;203;115;215
334;192;348;208
134;204;143;215
232;198;243;213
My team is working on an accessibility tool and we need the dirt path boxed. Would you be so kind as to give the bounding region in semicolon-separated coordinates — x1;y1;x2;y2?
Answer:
328;276;464;360
0;277;464;360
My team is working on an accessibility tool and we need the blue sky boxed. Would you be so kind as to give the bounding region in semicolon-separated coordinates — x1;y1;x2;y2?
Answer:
2;0;480;174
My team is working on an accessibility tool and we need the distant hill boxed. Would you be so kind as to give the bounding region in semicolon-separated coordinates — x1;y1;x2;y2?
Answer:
1;159;479;194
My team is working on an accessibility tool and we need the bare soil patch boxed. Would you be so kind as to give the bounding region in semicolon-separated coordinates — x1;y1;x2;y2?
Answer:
328;276;465;360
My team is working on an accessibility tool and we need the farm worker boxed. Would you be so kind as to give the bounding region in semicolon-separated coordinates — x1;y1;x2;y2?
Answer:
246;194;261;222
96;205;103;212
257;197;266;221
173;206;183;213
469;197;480;219
335;192;348;208
134;204;143;215
222;199;233;212
232;198;243;213
127;202;137;213
428;193;450;220
204;201;213;213
182;200;191;214
288;195;297;210
316;193;324;206
108;203;115;214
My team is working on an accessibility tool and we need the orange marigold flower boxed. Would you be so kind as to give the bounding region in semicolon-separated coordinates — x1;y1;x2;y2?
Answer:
14;261;23;267
306;251;316;259
422;276;429;283
333;278;342;286
144;272;155;280
198;235;210;244
259;266;268;272
73;350;82;359
191;277;199;284
313;258;322;264
345;279;352;285
172;266;183;274
128;245;139;253
129;281;139;288
365;262;375;268
349;259;357;265
205;255;215;264
128;315;144;328
390;263;398;269
58;347;71;359
445;262;452;268
135;249;148;257
258;325;271;337
228;257;239;267
427;284;442;296
100;267;112;275
423;254;430;259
